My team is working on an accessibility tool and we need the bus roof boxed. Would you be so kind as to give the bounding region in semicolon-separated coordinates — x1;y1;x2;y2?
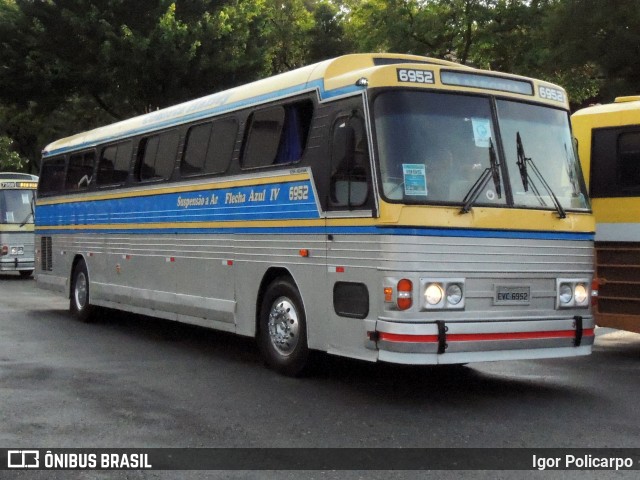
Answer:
572;96;640;121
42;53;562;157
0;172;39;181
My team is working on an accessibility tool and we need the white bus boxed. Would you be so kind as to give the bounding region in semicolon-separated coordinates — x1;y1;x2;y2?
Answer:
1;172;38;277
36;53;595;375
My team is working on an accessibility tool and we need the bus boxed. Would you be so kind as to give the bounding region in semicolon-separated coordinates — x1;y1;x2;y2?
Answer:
1;172;38;277
36;53;595;375
572;96;640;333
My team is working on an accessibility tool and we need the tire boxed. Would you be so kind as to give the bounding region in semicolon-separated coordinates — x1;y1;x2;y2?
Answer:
19;270;33;278
258;278;309;376
70;259;93;322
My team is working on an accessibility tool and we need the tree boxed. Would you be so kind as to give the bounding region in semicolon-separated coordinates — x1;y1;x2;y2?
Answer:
342;0;496;63
0;135;27;172
308;0;354;63
546;0;640;103
0;0;280;169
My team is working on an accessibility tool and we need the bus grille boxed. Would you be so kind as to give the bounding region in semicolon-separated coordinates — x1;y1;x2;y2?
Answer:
40;236;52;271
595;242;640;316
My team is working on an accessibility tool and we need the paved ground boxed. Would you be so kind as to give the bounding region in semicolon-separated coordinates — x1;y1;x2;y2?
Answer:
1;273;639;479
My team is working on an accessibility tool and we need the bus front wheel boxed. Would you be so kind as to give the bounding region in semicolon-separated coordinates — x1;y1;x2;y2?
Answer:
70;259;93;323
258;278;309;376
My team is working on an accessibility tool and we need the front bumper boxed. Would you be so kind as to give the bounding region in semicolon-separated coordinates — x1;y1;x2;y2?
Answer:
0;257;35;272
366;316;594;365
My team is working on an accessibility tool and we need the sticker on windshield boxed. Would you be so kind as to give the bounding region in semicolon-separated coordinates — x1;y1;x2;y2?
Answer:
402;164;428;196
21;193;30;204
471;117;492;148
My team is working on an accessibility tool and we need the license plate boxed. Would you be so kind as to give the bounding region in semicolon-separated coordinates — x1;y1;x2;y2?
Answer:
494;286;530;305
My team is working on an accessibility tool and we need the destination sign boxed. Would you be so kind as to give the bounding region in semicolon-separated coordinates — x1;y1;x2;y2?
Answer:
441;71;534;96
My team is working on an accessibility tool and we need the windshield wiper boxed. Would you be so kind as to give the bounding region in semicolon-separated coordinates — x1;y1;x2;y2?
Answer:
19;194;35;227
564;142;580;197
460;139;502;214
516;132;566;219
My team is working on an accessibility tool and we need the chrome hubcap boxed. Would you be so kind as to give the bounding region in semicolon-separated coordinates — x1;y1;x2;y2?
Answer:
268;297;299;356
75;272;87;310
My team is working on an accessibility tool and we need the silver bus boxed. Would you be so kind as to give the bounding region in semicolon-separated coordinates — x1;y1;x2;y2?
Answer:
1;172;38;277
36;53;595;375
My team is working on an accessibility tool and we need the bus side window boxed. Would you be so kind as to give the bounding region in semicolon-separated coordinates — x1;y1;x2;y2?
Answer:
181;118;237;177
242;100;313;169
242;106;285;169
329;113;370;208
97;141;132;186
65;151;95;191
137;130;180;182
274;102;314;164
618;131;640;188
38;157;67;196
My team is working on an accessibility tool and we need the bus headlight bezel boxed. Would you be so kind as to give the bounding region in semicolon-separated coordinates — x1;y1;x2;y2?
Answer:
556;278;591;309
421;278;465;310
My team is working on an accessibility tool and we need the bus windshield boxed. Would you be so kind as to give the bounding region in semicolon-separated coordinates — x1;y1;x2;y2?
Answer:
0;189;35;224
496;99;589;211
374;91;590;211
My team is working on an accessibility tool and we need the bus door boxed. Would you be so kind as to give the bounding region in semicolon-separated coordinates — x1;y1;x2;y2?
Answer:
323;109;378;361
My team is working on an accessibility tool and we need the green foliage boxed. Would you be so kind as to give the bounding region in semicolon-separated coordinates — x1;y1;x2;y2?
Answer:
1;0;639;172
545;0;640;103
0;135;27;172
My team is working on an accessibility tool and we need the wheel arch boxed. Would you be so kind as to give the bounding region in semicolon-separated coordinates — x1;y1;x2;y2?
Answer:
255;266;300;338
69;254;89;299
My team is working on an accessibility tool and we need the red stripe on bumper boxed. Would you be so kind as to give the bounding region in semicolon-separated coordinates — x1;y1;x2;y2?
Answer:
379;333;439;343
378;329;594;343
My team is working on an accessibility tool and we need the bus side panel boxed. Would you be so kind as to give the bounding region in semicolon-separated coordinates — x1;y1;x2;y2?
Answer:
324;233;380;362
173;234;236;323
233;233;330;346
88;232;236;325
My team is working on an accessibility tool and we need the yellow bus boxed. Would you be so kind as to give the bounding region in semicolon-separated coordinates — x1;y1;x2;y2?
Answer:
572;96;640;333
36;53;595;375
0;172;38;277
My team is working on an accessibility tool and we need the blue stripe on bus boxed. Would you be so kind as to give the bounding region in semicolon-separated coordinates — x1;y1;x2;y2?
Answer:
43;79;363;157
34;225;594;241
36;180;320;226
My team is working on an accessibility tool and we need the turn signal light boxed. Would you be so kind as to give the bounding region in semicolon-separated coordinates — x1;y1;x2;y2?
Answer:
591;279;599;307
397;279;413;310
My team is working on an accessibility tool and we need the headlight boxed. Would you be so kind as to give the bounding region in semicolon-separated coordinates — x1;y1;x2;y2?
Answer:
574;283;588;305
420;278;466;310
446;284;463;305
556;278;591;309
425;284;443;305
559;284;573;305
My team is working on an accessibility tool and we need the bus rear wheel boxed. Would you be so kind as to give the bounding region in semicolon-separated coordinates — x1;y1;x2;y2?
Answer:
258;278;309;376
70;259;93;323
